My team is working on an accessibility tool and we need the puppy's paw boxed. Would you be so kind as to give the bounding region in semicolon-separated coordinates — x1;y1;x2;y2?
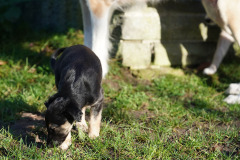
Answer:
59;132;72;150
88;132;99;139
203;65;217;75
88;134;99;139
224;94;240;104
76;121;88;132
76;121;88;139
225;83;240;95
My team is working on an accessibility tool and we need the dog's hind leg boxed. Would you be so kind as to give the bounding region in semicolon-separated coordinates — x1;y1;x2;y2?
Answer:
203;30;234;75
88;100;103;139
228;16;240;47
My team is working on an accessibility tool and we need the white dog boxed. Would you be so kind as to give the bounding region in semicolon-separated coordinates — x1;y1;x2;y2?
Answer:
80;0;160;78
201;0;240;104
201;0;240;75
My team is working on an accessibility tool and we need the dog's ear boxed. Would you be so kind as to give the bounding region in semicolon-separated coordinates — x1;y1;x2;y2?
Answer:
44;94;59;108
45;96;68;114
65;105;82;122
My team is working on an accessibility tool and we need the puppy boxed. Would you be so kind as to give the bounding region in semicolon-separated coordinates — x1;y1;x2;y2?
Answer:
201;0;240;75
45;45;104;150
80;0;160;77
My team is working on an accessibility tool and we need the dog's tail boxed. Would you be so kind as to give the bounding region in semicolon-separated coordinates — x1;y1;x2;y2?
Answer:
51;48;66;70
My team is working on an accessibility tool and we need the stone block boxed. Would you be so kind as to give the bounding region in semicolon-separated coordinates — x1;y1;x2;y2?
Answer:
110;0;221;69
154;42;217;66
121;6;160;40
159;14;220;42
120;41;152;69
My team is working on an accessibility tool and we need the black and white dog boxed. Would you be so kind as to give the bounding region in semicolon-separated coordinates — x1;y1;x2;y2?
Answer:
45;45;104;150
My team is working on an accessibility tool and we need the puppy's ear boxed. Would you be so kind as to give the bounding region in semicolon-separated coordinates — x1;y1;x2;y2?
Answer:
65;105;82;122
44;93;59;108
45;96;68;114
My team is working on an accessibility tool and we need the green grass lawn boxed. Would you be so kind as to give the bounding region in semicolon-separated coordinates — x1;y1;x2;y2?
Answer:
0;29;240;159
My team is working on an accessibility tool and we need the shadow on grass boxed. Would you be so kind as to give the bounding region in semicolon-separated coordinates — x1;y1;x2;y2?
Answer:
194;51;240;90
0;37;52;75
0;27;84;75
0;98;47;148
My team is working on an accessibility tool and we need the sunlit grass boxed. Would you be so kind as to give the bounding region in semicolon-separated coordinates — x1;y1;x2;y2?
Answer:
0;29;240;159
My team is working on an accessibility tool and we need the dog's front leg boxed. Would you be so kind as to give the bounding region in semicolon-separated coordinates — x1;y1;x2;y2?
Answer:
76;106;88;132
76;106;89;139
203;30;234;75
80;0;112;77
80;0;93;48
88;102;103;139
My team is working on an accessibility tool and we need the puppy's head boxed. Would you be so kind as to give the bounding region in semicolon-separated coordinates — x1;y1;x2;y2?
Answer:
45;96;82;150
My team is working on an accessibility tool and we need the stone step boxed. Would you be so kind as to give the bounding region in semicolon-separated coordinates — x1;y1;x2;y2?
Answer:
119;40;217;69
111;8;220;42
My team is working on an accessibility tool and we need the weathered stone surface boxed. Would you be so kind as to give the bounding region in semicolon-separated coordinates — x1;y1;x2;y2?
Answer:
112;0;222;68
156;13;219;42
154;42;217;66
122;6;160;40
120;41;152;69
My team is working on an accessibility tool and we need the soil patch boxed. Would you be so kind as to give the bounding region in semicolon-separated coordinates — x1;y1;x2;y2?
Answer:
10;112;46;147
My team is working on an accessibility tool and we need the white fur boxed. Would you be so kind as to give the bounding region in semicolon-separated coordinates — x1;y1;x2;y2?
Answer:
225;83;240;95
202;0;240;75
224;94;240;104
201;0;240;104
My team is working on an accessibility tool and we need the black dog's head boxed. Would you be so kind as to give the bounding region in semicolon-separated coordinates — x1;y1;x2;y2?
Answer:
44;95;82;150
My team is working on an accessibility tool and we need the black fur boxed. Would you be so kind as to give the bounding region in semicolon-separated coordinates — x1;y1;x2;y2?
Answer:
45;45;103;147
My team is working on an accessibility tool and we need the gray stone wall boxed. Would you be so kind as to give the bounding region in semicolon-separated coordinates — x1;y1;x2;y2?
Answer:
110;0;221;69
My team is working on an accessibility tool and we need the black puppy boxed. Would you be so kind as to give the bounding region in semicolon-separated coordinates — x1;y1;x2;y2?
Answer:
45;45;104;150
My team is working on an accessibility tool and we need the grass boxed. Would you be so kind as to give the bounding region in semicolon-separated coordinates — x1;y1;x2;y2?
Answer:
1;28;240;159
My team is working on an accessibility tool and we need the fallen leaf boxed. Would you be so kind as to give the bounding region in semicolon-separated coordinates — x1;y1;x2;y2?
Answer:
0;60;7;65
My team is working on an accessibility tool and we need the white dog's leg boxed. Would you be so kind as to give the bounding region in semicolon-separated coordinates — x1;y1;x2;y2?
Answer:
80;0;93;48
203;30;234;75
80;0;113;78
91;8;112;78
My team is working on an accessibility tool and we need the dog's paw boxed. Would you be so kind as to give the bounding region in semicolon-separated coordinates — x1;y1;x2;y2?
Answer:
76;121;88;132
225;83;240;95
203;65;217;75
88;132;99;139
76;121;88;139
224;94;240;104
59;132;72;150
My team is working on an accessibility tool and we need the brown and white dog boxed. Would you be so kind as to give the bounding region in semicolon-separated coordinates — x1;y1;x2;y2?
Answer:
201;0;240;75
201;0;240;104
80;0;160;78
